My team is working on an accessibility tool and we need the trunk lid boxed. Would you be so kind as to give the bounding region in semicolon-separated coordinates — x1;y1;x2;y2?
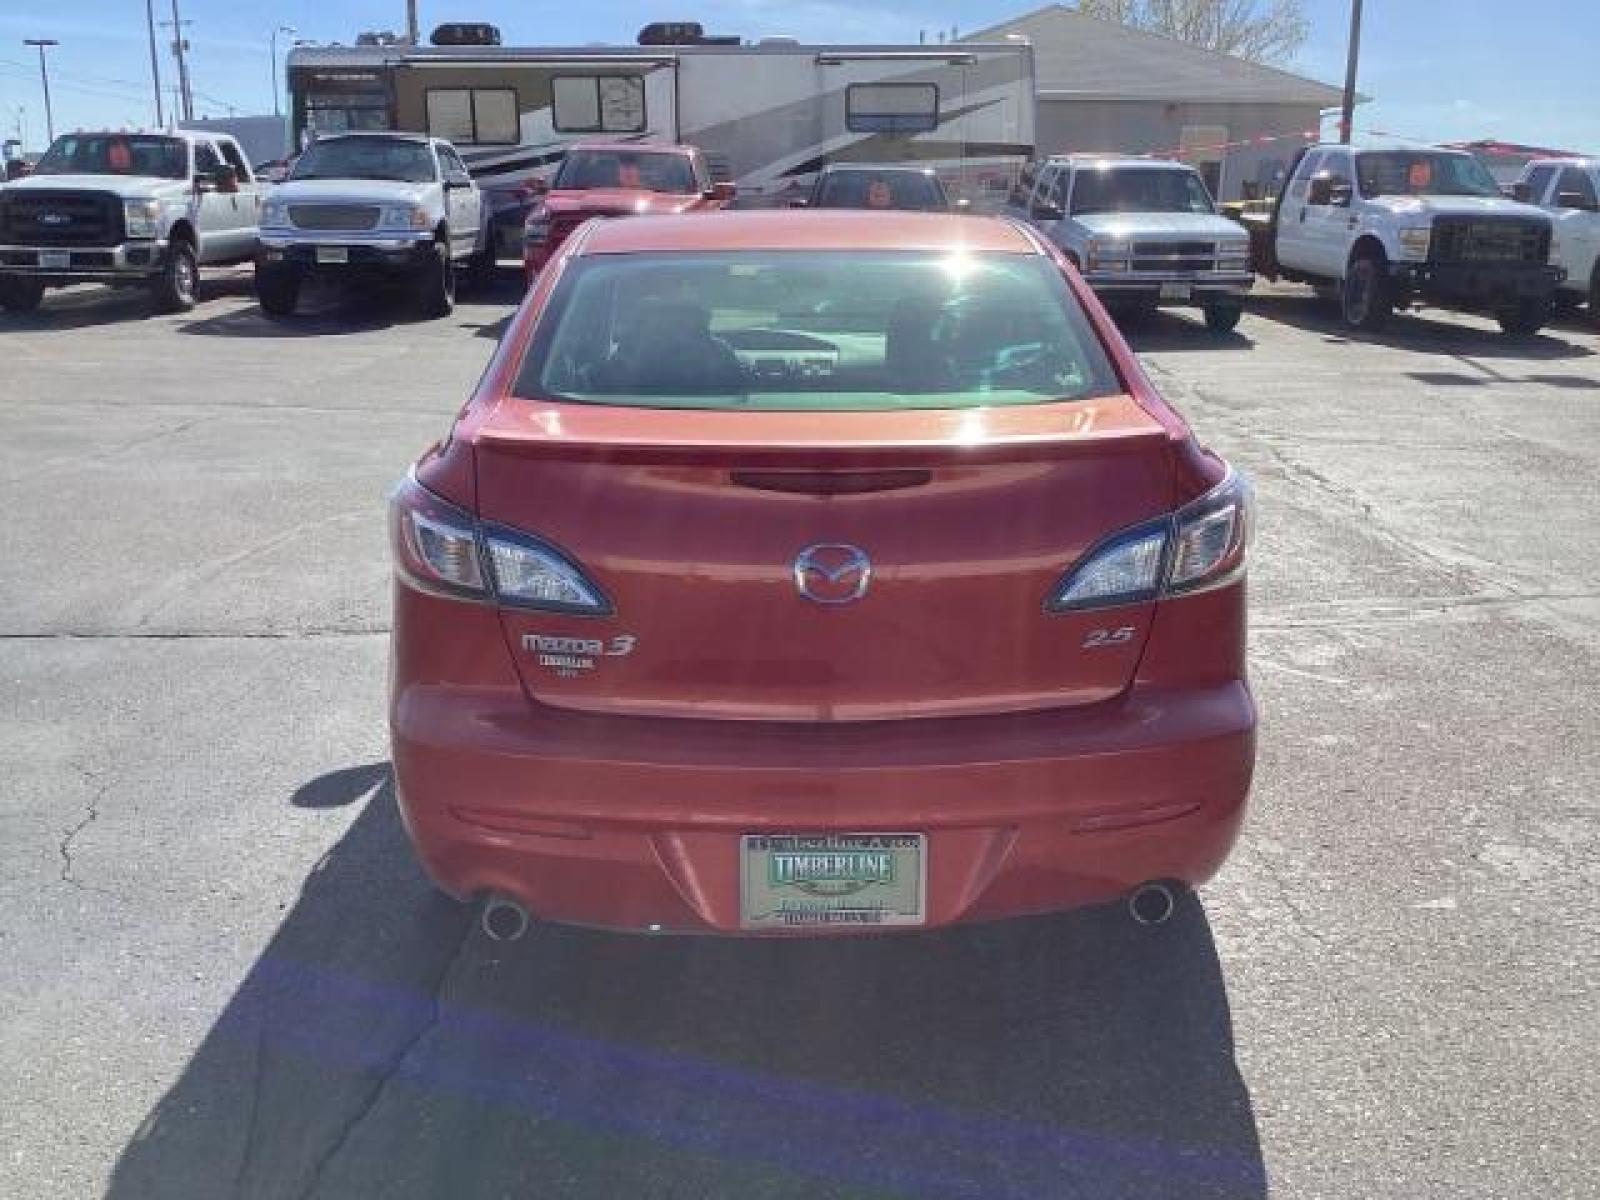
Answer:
474;395;1174;722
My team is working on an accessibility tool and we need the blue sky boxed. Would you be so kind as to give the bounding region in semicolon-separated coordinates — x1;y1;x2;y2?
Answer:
2;2;1595;154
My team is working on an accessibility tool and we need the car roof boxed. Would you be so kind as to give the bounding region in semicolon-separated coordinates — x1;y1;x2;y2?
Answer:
1048;155;1191;170
1526;157;1598;170
819;163;937;175
577;210;1036;256
566;140;697;156
314;131;433;144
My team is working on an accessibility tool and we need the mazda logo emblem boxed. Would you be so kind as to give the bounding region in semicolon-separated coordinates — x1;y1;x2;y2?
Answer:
793;543;871;605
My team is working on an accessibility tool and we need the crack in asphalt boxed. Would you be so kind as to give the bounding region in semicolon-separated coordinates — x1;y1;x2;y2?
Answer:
59;765;111;895
290;923;479;1200
1254;590;1600;630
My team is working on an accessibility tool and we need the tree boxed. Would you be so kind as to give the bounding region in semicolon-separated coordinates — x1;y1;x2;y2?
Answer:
1077;0;1310;64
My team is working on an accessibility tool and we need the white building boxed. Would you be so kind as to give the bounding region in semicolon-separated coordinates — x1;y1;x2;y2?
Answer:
964;4;1346;201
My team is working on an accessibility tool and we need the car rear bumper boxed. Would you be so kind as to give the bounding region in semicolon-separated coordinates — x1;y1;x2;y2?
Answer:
1390;261;1564;306
0;239;166;279
391;597;1256;935
1083;272;1253;305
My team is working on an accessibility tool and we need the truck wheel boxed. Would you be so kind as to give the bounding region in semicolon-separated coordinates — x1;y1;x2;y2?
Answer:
417;241;455;318
1203;302;1244;334
1341;257;1392;332
0;275;45;314
151;240;198;313
255;262;301;318
1496;297;1548;336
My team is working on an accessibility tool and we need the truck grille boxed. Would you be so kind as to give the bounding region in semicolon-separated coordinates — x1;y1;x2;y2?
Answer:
0;190;124;247
289;204;381;232
1431;218;1549;265
1130;240;1218;273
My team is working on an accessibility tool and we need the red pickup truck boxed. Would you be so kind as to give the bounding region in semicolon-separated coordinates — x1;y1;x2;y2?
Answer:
523;142;734;282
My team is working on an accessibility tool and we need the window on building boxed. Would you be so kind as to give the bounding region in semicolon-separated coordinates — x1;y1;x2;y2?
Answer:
845;83;939;134
552;76;646;133
426;88;519;145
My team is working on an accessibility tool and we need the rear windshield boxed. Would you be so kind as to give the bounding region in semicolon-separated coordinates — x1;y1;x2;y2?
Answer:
1070;168;1214;215
515;251;1121;412
554;150;698;194
35;134;187;179
813;171;946;211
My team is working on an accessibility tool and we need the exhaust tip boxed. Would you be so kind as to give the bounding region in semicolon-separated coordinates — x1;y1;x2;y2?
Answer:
1128;881;1177;927
481;893;531;942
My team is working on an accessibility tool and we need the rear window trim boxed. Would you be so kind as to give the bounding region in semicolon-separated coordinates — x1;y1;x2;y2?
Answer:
510;247;1123;414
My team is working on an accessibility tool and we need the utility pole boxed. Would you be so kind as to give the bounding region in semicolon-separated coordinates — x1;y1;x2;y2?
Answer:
22;38;57;145
406;1;420;46
165;0;194;122
1339;0;1363;144
270;25;296;119
145;0;164;128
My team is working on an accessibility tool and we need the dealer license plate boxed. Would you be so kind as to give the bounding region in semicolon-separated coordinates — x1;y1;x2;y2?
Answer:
741;833;926;929
1160;282;1192;300
38;251;71;270
315;246;349;264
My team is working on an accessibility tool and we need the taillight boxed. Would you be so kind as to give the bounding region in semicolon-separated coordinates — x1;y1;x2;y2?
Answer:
389;476;610;614
481;524;612;614
1047;470;1253;612
390;476;485;599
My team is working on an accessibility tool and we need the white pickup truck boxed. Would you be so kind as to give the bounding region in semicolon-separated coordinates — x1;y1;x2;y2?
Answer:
255;132;488;319
1243;143;1563;335
1511;157;1599;321
0;129;259;314
1008;155;1254;334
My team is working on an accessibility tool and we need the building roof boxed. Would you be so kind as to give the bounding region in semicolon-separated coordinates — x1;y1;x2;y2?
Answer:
963;4;1344;106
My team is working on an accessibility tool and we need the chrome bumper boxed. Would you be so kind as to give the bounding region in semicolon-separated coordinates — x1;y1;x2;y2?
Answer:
1084;270;1255;299
0;240;166;278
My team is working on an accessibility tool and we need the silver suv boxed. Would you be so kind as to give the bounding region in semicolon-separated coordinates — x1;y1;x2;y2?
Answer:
1009;155;1253;334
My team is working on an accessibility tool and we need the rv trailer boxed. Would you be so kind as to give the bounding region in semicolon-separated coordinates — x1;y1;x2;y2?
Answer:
286;35;1035;249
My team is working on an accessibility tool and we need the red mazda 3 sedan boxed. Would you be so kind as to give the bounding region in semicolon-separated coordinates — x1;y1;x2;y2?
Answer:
389;210;1255;937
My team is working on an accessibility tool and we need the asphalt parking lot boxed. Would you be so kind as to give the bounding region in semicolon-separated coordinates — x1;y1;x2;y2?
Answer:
1;271;1596;1199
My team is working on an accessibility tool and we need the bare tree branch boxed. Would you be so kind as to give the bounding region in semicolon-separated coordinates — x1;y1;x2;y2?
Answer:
1076;0;1310;64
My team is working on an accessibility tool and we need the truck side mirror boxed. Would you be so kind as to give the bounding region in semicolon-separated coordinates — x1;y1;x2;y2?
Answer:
1328;180;1353;207
1510;182;1533;203
1307;176;1332;205
707;181;737;203
1556;190;1598;212
1031;199;1064;221
212;165;240;195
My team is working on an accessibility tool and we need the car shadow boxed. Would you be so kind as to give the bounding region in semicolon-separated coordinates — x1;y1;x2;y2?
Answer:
106;766;1266;1200
0;271;257;332
1248;289;1594;360
177;269;524;339
1119;308;1255;353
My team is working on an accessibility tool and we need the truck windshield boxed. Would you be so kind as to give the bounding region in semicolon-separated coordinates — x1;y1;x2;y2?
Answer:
292;138;437;183
1070;168;1214;215
1355;152;1501;198
34;134;187;179
554;150;698;194
518;250;1121;412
